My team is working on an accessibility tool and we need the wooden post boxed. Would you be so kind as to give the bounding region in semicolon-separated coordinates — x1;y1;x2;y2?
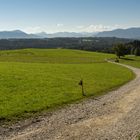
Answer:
79;79;86;96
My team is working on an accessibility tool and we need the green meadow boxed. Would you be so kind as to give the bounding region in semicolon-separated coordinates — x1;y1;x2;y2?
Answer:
0;48;114;63
0;49;134;121
120;55;140;68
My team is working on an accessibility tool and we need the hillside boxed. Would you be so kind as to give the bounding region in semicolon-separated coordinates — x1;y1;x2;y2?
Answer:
0;48;115;63
96;27;140;39
0;30;39;39
0;49;133;122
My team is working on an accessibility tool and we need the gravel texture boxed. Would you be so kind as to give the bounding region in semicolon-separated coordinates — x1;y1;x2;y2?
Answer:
0;62;140;140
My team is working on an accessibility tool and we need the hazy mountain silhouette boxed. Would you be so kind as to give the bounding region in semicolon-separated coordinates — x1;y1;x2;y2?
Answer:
96;28;140;39
0;30;39;39
0;28;140;39
35;32;96;38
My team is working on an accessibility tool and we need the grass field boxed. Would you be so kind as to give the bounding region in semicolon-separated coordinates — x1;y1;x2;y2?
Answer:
0;48;115;63
120;55;140;68
0;49;134;122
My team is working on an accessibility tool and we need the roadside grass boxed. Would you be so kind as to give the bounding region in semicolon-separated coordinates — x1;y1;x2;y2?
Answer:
0;49;134;122
120;55;140;68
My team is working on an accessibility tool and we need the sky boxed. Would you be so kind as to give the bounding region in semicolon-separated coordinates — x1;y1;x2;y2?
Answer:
0;0;140;33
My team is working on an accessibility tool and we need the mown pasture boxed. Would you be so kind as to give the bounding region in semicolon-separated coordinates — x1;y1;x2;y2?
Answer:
0;49;134;121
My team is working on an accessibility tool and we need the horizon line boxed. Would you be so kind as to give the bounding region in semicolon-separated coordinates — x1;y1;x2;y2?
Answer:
0;26;140;34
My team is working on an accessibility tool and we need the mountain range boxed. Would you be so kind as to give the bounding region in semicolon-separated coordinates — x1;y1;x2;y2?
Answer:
36;32;97;38
0;27;140;39
96;28;140;39
0;30;39;39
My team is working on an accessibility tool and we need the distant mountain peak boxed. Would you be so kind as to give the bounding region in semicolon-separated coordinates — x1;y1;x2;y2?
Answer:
96;27;140;39
0;30;37;39
13;30;26;33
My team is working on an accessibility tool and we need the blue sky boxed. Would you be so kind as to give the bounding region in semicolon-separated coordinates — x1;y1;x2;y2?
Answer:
0;0;140;33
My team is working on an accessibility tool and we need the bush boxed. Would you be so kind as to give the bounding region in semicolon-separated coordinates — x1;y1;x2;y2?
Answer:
115;58;119;63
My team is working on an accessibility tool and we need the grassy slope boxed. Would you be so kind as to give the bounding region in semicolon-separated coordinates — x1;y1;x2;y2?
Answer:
0;49;134;121
120;55;140;68
0;48;115;63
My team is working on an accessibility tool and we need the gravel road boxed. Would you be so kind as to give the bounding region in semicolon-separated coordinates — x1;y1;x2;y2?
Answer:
0;62;140;140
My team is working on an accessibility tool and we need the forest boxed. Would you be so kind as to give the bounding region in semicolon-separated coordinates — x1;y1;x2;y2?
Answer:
0;37;132;53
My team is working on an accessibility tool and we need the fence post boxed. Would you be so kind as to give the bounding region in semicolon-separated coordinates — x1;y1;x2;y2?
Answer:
79;79;86;96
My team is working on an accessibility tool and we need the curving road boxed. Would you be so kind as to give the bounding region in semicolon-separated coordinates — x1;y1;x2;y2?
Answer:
1;62;140;140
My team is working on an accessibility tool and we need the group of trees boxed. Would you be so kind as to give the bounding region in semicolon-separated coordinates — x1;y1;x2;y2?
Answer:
114;40;140;58
130;41;140;56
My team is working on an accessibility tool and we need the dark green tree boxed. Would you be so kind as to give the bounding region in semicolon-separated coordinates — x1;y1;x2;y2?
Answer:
131;47;135;55
134;47;140;56
113;43;126;58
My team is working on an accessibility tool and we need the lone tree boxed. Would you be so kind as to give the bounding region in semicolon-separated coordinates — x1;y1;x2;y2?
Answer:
114;43;126;58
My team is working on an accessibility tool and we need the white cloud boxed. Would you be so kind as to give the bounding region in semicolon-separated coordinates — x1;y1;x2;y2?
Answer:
56;24;64;27
76;24;121;32
23;26;44;33
23;24;64;33
21;24;122;34
76;25;85;29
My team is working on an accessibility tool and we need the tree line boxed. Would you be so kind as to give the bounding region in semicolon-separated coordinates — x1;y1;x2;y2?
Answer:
0;37;132;53
0;37;139;58
114;40;140;58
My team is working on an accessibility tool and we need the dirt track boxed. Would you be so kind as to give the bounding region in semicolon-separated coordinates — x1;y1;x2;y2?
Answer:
0;62;140;140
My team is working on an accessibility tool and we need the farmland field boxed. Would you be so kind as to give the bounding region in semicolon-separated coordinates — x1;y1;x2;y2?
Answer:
0;49;134;122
